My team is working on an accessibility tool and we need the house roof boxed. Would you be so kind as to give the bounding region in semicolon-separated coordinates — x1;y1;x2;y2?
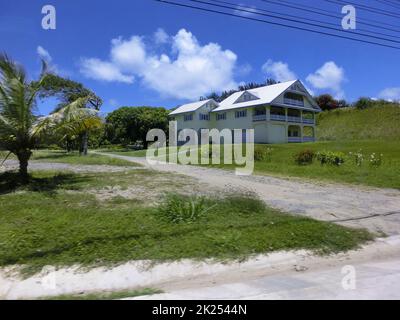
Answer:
169;99;217;116
213;80;304;112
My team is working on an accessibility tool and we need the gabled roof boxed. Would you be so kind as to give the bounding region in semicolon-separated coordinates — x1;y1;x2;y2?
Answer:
213;80;299;112
169;99;217;116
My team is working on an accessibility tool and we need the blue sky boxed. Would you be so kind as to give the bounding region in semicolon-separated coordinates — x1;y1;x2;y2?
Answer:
1;0;400;115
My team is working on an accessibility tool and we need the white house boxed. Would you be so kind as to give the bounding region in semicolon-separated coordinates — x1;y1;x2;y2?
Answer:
169;80;321;144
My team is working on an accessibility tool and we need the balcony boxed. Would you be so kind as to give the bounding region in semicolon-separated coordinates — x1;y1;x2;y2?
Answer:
270;114;286;121
302;118;315;124
284;98;304;107
287;116;301;123
288;137;302;143
252;114;267;122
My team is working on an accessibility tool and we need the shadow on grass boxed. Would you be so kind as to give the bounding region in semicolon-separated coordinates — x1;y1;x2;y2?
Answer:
32;152;74;160
0;171;89;195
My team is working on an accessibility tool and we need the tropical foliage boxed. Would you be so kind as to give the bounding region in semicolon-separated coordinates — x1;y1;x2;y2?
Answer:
105;106;169;148
0;54;101;179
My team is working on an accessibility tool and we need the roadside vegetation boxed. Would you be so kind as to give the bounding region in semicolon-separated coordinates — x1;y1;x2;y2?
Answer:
0;169;373;275
42;288;162;300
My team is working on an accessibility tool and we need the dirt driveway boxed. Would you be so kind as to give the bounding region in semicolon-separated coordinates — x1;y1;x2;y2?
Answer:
98;152;400;235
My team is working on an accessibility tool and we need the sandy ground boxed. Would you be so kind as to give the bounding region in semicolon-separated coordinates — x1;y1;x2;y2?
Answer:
98;152;400;235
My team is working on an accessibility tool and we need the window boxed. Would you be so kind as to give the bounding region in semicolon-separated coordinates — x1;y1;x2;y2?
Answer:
199;113;210;121
184;114;193;121
235;110;247;118
216;113;226;121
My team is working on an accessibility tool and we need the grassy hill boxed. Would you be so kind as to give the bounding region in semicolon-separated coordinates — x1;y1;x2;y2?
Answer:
317;104;400;141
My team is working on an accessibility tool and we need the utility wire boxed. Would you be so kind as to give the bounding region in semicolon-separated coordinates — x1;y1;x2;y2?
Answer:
261;0;400;31
374;0;400;10
325;0;400;19
155;0;400;49
190;0;400;44
215;0;400;40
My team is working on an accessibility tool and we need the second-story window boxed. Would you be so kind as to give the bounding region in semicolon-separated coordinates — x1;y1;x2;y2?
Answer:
235;110;247;118
199;113;210;121
184;114;193;121
216;112;226;121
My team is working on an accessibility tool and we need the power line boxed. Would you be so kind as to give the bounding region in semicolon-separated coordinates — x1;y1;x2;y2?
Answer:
214;0;400;40
374;0;400;10
326;0;400;19
261;0;400;32
155;0;400;49
203;0;400;44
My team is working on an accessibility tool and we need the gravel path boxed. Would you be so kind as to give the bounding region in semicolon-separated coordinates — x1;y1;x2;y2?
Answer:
98;152;400;235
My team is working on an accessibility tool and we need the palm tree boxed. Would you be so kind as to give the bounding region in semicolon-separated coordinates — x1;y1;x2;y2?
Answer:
0;54;48;180
0;54;102;181
38;97;103;148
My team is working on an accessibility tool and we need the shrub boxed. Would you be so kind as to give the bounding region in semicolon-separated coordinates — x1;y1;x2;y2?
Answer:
157;194;210;223
294;149;315;165
369;153;383;167
316;151;345;166
354;97;373;110
254;147;273;162
349;150;364;167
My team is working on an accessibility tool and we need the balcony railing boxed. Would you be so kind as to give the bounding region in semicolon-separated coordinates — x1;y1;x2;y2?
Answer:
287;116;301;123
288;137;302;143
270;114;286;121
303;137;315;142
302;118;315;124
284;98;304;107
252;114;267;122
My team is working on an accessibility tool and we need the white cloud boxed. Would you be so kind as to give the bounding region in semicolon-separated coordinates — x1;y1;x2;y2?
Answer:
306;61;345;99
378;87;400;102
80;28;238;100
262;59;297;82
154;28;169;44
37;46;52;62
110;36;147;72
108;99;119;107
80;58;134;83
234;4;258;17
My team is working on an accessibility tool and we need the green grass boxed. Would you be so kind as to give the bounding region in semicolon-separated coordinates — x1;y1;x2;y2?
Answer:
249;140;400;189
108;140;400;189
317;105;400;141
42;288;162;300
0;170;373;276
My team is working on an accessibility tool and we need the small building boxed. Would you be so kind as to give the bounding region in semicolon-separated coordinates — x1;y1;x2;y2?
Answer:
169;80;321;144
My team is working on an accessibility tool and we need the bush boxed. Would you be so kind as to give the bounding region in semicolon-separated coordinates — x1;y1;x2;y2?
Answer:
254;147;273;162
349;150;364;167
294;149;315;165
369;153;383;167
316;151;345;166
157;194;210;223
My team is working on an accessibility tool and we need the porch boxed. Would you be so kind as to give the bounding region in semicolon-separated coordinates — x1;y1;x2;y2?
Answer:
288;125;316;143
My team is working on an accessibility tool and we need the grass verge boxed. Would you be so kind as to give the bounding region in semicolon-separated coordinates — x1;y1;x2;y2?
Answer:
0;170;373;276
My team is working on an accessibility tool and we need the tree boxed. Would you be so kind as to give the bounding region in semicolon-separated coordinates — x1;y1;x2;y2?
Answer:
34;74;103;155
105;107;169;148
0;54;46;180
199;79;278;103
0;54;102;181
314;94;339;111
